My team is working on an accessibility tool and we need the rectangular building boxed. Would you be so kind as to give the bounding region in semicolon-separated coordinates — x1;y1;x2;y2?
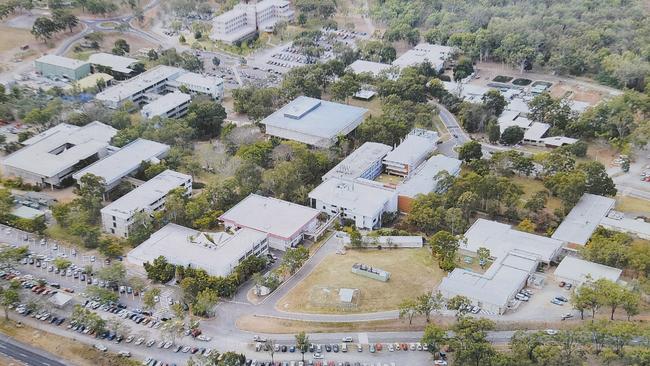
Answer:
34;55;91;81
166;72;224;100
127;223;268;277
308;178;398;230
96;65;183;108
88;52;140;79
396;154;462;212
383;128;439;177
1;122;117;188
322;142;392;181
554;256;622;286
101;170;192;237
261;96;368;148
73;138;170;191
392;43;454;72
219;194;321;250
211;0;293;44
551;193;615;247
141;92;191;119
348;60;394;77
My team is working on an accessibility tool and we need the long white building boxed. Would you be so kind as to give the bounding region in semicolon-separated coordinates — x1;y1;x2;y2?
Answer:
127;223;268;277
96;65;224;109
101;170;192;238
211;0;294;44
1;122;117;188
220;194;320;250
308;178;398;230
73;138;170;191
383;128;439;177
141;92;191;119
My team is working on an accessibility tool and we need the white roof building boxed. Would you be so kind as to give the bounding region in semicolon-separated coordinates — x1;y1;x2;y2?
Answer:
96;65;183;108
392;43;454;72
1;122;117;188
551;193;615;246
141;92;191;119
88;52;139;74
554;256;622;285
323;142;392;181
260;96;368;148
220;194;321;250
383;129;439;177
601;216;650;241
397;154;462;199
73;138;170;191
541;136;579;147
211;0;293;44
348;60;394;77
166;72;224;100
439;218;563;314
462;219;564;263
101;170;192;237
308;178;398;229
127;223;269;277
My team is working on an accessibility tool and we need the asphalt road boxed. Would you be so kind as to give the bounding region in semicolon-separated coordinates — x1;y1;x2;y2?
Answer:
0;333;67;366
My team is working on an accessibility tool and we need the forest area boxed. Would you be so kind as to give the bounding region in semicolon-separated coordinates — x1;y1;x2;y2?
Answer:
371;0;650;92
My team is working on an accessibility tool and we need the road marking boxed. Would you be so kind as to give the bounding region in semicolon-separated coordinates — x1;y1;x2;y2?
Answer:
19;352;28;357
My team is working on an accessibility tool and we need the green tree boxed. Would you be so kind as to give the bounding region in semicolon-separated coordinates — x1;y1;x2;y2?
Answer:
458;141;482;162
329;73;360;104
398;298;418;325
429;231;461;271
53;257;72;271
295;331;310;363
96;262;127;286
500;126;524;145
451;317;496;366
0;286;19;320
185;99;227;139
193;288;219;317
143;287;161;310
416;291;445;323
476;247;490;268
143;256;176;283
421;323;447;356
31;17;59;42
453;57;474;81
482;90;507;117
281;247;309;275
447;295;471;318
486;120;500;144
86;285;119;304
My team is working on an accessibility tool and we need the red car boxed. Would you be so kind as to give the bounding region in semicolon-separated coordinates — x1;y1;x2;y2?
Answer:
375;343;383;351
401;343;408;351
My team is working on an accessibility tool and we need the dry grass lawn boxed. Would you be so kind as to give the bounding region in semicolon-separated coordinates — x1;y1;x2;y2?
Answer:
0;320;138;366
0;26;32;53
511;176;563;212
276;248;444;314
615;195;650;216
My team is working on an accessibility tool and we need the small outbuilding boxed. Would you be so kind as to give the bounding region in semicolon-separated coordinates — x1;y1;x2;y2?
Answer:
554;256;622;286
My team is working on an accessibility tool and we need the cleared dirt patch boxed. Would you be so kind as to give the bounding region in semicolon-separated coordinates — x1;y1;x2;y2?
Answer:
0;25;33;53
277;248;444;314
616;195;650;216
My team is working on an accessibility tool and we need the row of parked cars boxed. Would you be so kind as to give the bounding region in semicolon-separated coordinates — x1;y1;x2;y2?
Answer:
515;289;534;302
246;361;403;366
256;342;431;355
15;305;66;326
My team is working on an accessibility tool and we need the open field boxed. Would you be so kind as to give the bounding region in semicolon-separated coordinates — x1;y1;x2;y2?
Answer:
511;176;563;212
616;195;650;216
0;26;32;53
66;32;156;59
0;320;138;366
276;248;444;314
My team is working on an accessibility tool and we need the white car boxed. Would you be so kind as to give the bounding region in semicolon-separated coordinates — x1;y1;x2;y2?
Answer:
118;350;131;357
341;336;353;342
94;344;107;352
545;329;558;335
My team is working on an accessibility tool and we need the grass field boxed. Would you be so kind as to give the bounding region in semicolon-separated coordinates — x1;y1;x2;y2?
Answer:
0;25;33;53
44;224;84;247
615;195;650;215
0;320;139;366
511;176;563;212
277;248;444;314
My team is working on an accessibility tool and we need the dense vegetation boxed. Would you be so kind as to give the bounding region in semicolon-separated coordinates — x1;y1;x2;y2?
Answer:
371;0;650;91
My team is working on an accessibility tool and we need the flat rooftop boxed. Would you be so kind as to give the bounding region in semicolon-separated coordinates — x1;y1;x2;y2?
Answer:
96;65;183;104
171;72;223;89
309;178;396;217
523;122;550;141
551;193;615;245
88;52;138;73
348;60;393;76
73;138;170;187
554;256;622;284
35;54;88;70
260;96;368;140
323;142;392;181
127;223;267;277
2;122;117;178
397;154;462;198
383;129;439;166
101;170;191;220
219;194;320;240
392;43;454;70
463;219;564;263
141;92;191;118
